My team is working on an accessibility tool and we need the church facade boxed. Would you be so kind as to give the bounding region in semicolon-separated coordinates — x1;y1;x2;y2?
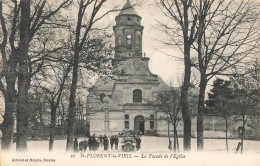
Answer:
86;1;170;136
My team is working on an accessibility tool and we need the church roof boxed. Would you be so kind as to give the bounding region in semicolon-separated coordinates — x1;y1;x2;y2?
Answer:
91;77;115;91
118;0;140;17
102;96;122;110
158;77;170;91
87;94;122;111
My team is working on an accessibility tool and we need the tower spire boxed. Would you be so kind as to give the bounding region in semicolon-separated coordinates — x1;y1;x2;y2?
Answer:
118;0;139;17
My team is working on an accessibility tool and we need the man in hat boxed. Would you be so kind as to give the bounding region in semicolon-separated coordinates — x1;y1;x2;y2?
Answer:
110;135;114;150
103;135;109;151
114;135;119;150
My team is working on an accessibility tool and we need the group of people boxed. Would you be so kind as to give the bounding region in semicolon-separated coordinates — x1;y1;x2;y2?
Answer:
98;134;119;151
73;134;99;152
73;132;142;152
73;134;120;152
109;135;119;150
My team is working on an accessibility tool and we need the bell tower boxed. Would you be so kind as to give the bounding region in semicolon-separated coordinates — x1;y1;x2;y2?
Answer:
112;0;155;79
113;0;144;60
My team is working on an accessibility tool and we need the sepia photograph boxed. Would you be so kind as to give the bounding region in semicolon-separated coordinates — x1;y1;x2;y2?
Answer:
0;0;259;165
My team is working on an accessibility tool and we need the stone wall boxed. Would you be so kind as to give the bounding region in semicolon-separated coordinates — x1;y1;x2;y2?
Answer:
156;115;260;140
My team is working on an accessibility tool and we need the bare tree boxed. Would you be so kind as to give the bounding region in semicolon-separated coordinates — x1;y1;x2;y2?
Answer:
0;0;21;150
158;0;198;151
156;0;259;151
65;0;119;151
34;62;71;151
192;0;260;150
0;0;71;151
155;89;182;152
230;61;259;153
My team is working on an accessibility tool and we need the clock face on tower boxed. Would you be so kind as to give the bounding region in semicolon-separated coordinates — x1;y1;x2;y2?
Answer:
133;59;142;71
127;34;132;39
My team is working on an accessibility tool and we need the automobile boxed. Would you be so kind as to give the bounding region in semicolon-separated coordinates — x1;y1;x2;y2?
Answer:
121;134;136;152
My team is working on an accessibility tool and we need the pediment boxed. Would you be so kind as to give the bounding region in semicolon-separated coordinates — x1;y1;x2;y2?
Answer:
127;77;148;83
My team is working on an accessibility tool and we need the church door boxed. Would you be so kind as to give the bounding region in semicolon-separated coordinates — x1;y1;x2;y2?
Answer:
134;116;145;135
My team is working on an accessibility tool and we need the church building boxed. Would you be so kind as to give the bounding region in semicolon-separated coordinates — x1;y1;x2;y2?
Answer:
86;0;170;136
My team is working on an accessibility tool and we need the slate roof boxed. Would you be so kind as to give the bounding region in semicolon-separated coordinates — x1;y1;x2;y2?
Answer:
158;77;170;91
118;0;140;17
87;94;122;111
91;77;115;91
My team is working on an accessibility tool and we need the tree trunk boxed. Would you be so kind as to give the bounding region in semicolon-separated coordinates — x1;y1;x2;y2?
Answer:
225;120;229;152
241;116;245;154
39;102;46;139
167;120;171;151
66;0;85;151
16;0;31;151
181;45;192;151
181;1;192;148
61;104;65;138
0;83;16;150
197;76;206;150
16;50;30;151
176;129;179;152
173;123;177;152
66;50;80;151
49;102;57;151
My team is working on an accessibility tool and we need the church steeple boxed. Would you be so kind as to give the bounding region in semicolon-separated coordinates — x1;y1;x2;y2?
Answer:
113;0;144;60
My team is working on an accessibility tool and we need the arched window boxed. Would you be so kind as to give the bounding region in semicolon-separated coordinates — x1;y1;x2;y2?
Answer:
126;34;132;49
100;93;106;102
136;36;140;50
125;114;129;119
133;89;142;103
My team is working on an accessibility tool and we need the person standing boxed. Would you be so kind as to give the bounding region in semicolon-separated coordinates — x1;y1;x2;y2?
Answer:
74;138;79;152
92;136;98;151
110;135;114;150
83;138;88;152
98;135;103;147
88;136;92;151
136;136;141;151
103;135;109;151
114;135;119;150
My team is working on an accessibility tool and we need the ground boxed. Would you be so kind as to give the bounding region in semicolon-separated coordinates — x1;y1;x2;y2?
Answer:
2;136;260;166
4;136;260;153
